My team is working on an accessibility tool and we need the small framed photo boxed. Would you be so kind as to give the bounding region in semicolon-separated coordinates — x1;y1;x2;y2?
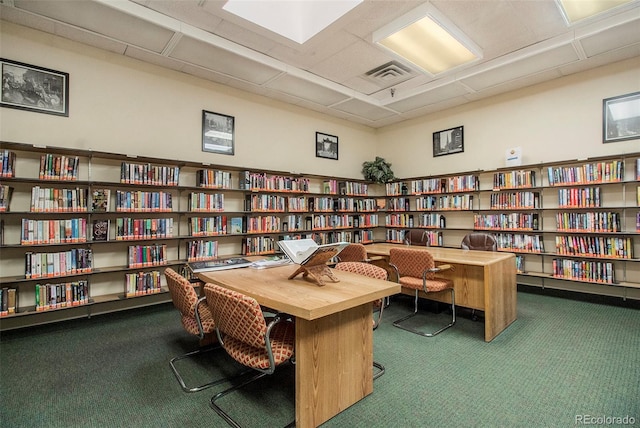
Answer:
433;126;464;157
316;132;338;160
603;92;640;143
202;110;235;155
1;58;69;117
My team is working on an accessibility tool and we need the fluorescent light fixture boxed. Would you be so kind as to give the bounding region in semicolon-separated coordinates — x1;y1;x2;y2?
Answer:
373;3;481;76
223;0;362;44
556;0;634;24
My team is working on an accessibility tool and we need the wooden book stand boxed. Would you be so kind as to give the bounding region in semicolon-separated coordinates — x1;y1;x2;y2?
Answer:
288;247;340;286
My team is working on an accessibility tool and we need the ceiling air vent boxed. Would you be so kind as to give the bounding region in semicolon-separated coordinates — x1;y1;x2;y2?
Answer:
364;61;414;87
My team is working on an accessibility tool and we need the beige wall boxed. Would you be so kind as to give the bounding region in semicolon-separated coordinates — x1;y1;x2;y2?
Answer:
1;21;639;181
378;57;640;178
0;22;376;179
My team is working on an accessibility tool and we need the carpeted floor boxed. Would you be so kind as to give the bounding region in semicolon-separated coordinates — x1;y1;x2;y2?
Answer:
1;290;638;427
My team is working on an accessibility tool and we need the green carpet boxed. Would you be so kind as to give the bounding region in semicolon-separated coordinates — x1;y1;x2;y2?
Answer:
1;291;638;427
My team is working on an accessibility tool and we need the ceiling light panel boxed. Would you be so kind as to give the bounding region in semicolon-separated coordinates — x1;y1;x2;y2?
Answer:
556;0;634;24
223;0;362;44
373;3;482;76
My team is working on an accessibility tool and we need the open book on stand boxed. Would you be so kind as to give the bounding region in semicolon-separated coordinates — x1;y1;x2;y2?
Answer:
278;239;349;286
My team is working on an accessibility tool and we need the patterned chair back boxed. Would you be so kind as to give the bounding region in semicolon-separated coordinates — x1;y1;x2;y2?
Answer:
337;244;368;262
404;229;429;246
334;261;387;280
389;247;436;280
165;267;199;318
204;283;268;350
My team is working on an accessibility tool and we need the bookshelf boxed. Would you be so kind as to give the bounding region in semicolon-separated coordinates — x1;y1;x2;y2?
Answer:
0;141;381;329
383;154;640;301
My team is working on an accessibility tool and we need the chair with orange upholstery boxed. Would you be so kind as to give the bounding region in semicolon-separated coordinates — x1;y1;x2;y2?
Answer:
334;261;388;379
203;282;295;427
165;267;226;393
336;243;368;262
388;247;455;337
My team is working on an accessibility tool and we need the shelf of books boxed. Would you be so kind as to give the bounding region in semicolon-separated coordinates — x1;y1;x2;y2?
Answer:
383;155;640;300
0;142;384;329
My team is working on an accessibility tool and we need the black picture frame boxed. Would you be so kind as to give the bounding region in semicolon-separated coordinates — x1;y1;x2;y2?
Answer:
316;132;338;160
202;110;235;155
433;126;464;157
1;58;69;117
603;92;640;143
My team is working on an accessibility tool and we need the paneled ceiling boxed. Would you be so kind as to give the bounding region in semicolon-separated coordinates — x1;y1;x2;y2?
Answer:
1;0;639;128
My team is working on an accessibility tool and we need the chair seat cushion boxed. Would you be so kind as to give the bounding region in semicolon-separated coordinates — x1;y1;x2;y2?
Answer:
223;321;295;370
399;276;453;292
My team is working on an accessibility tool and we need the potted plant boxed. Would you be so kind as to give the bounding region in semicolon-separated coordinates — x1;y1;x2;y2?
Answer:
361;156;395;183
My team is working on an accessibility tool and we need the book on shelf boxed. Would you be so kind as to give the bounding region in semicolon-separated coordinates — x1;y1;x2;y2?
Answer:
0;185;13;212
187;257;253;273
277;238;348;265
91;188;111;212
1;150;16;178
92;219;110;242
229;217;244;234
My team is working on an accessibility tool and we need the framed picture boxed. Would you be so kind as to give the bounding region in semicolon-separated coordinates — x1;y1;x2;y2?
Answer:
202;110;235;155
603;92;640;143
433;126;464;157
316;132;338;160
1;58;69;116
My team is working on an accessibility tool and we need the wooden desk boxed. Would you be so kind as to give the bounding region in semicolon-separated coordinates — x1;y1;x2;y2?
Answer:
364;243;517;342
198;264;400;428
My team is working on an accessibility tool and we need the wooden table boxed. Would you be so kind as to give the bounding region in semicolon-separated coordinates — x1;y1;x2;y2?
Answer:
198;264;400;428
364;243;517;342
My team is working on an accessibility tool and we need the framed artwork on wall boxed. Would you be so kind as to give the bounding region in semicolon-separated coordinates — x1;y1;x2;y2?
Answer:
433;126;464;157
202;110;235;155
603;92;640;143
316;132;338;160
0;58;69;117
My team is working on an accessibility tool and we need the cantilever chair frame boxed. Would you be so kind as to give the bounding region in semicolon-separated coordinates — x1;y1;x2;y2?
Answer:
205;283;295;428
389;258;456;337
165;268;226;393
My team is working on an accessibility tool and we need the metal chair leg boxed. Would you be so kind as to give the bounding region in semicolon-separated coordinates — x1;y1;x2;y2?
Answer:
169;345;229;393
393;289;456;337
373;361;385;380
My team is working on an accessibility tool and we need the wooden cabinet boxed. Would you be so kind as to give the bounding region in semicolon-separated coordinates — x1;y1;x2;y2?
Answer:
0;142;379;329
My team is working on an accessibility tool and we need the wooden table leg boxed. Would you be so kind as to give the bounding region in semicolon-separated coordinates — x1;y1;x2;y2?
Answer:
294;304;373;428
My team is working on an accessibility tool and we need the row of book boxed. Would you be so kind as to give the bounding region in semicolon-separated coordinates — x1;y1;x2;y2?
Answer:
245;194;286;211
493;170;536;190
186;240;219;262
515;255;525;274
0;150;16;178
21;218;87;244
555;235;633;259
310;214;359;230
35;280;89;311
0;184;12;212
239;171;310;192
189;192;224;212
120;162;180;186
387;175;479;196
114;217;174;240
0;287;18;316
127;244;168;268
115;190;173;212
246;215;282;233
547;160;623;185
25;249;93;279
196;169;232;189
552;259;615;284
39;154;79;181
124;271;162;298
474;213;539;231
555;211;620;232
242;235;278;256
415;194;474;211
495;233;544;253
557;187;601;208
30;186;89;212
490;191;540;209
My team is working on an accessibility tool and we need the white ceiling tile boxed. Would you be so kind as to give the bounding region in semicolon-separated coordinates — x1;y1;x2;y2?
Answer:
332;98;397;121
265;74;351;106
386;82;470;112
124;45;185;71
579;19;640;57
